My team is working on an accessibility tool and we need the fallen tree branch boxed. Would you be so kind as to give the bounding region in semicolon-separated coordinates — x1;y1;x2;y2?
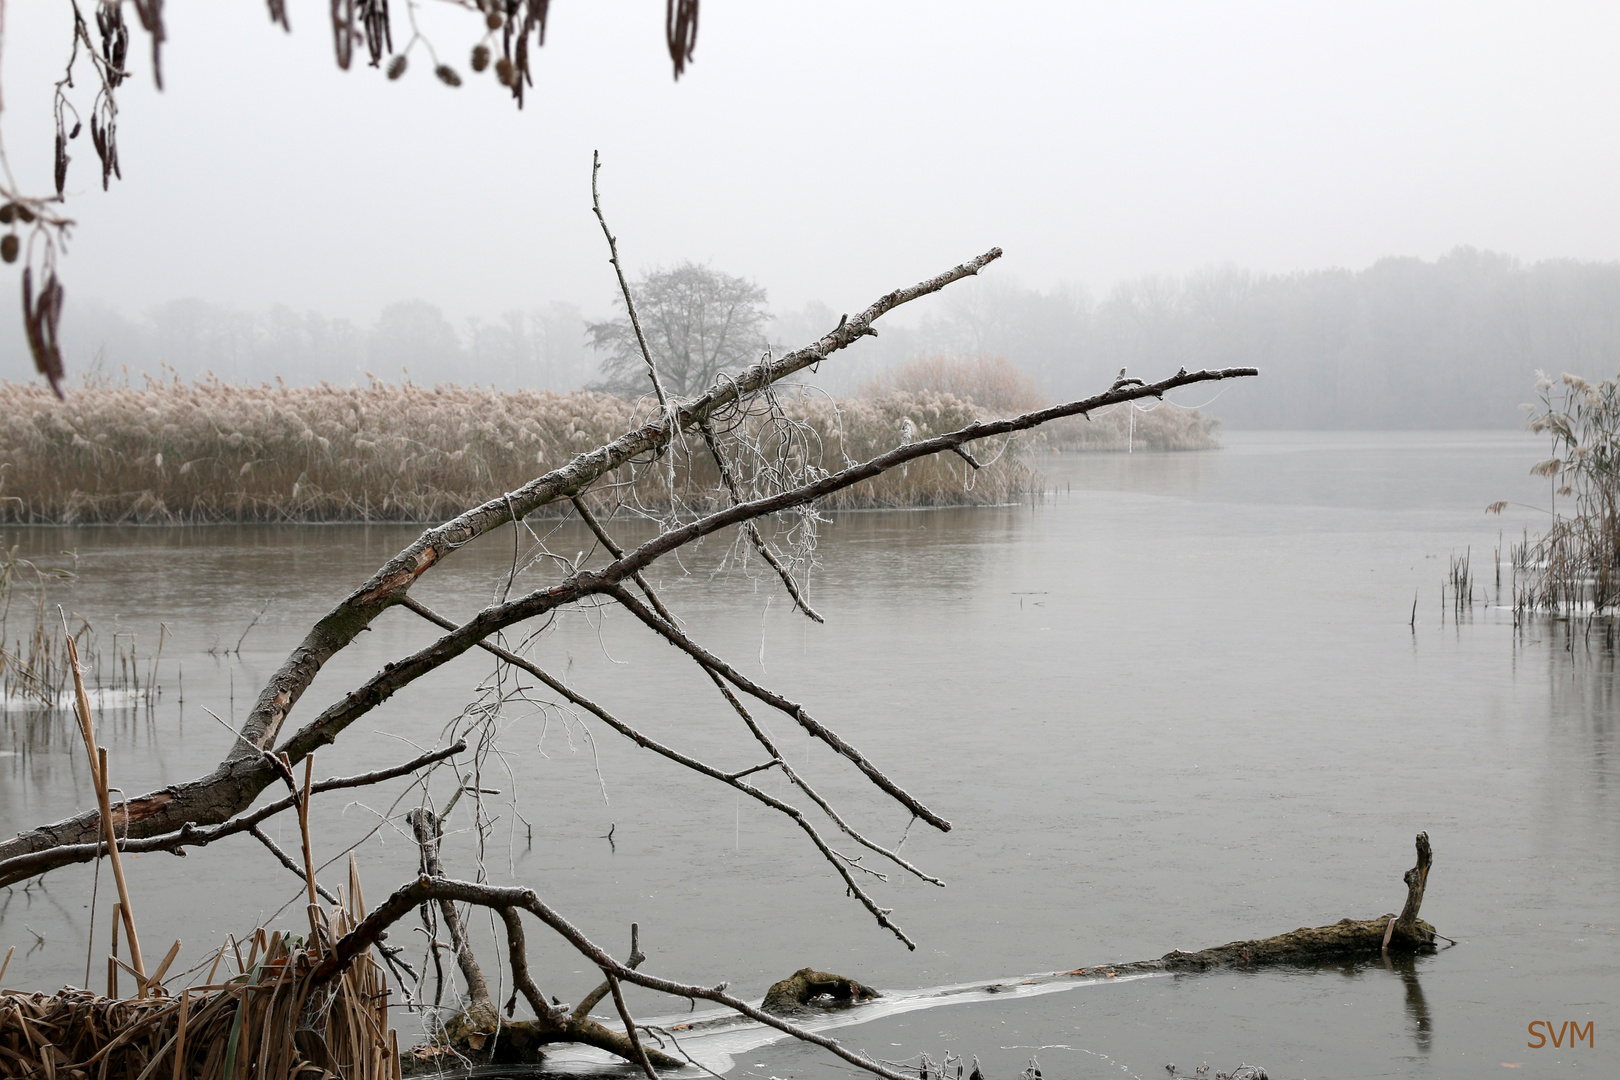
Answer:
396;596;923;945
0;741;464;888
316;875;922;1080
228;249;1005;758
277;368;1256;799
0;250;1004;869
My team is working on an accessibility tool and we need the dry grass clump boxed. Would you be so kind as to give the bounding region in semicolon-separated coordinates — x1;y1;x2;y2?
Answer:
865;354;1221;451
0;377;1034;523
1;547;161;708
0;922;394;1080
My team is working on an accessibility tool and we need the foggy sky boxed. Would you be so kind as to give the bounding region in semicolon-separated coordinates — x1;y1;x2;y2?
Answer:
2;1;1618;384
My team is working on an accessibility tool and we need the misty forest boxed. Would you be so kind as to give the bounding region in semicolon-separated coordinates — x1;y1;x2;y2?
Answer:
0;4;1615;1080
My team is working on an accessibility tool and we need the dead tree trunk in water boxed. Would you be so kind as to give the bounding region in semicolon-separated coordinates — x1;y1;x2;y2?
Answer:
1154;833;1440;973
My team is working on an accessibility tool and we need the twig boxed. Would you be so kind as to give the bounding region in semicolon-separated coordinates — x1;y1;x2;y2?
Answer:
228;598;271;654
249;824;340;905
398;596;919;944
699;419;824;622
574;923;644;1020
592;151;667;410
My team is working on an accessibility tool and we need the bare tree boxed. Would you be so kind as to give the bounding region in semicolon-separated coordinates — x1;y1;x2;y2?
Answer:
589;262;772;398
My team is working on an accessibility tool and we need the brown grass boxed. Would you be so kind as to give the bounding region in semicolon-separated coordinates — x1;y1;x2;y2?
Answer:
0;378;1035;523
865;354;1222;451
0;916;394;1080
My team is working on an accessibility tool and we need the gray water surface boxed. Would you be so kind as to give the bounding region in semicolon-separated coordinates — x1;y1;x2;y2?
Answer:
1;430;1612;1079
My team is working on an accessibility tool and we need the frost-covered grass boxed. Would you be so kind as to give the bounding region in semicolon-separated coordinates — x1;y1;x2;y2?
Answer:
865;354;1221;451
0;378;1036;523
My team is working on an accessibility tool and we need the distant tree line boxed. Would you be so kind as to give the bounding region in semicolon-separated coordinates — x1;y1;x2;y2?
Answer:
11;248;1618;430
12;296;600;391
899;248;1620;429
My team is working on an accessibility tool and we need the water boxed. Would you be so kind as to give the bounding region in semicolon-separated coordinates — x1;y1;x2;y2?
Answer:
1;430;1613;1078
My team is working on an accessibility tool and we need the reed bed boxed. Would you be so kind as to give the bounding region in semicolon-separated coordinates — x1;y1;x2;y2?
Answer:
0;379;1034;523
1509;370;1620;618
1039;403;1222;452
866;354;1222;452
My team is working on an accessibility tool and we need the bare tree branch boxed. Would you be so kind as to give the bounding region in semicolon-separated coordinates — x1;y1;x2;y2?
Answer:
397;596;922;945
0;740;463;888
249;824;340;905
592;151;668;410
699;419;824;622
314;875;922;1080
607;972;661;1080
0;250;1003;870
408;807;494;1017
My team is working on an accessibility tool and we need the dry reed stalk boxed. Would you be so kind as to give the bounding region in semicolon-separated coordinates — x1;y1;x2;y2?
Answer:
67;631;148;990
298;756;318;922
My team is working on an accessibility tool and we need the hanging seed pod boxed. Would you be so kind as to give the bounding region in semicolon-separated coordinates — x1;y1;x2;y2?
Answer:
0;204;14;225
470;44;490;72
495;56;515;86
1;235;17;264
485;10;503;29
386;54;407;79
15;205;35;224
435;64;462;86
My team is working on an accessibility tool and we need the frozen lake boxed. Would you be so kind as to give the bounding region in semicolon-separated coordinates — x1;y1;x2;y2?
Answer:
1;430;1611;1078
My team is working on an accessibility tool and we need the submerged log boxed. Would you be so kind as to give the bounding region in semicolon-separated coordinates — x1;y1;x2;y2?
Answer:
761;968;882;1015
1161;832;1437;971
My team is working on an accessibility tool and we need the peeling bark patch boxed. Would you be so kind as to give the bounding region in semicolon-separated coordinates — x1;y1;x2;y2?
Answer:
118;791;176;826
359;568;416;605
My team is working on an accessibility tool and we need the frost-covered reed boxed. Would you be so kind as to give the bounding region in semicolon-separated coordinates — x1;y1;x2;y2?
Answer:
1509;369;1620;617
0;378;1035;523
866;354;1222;451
